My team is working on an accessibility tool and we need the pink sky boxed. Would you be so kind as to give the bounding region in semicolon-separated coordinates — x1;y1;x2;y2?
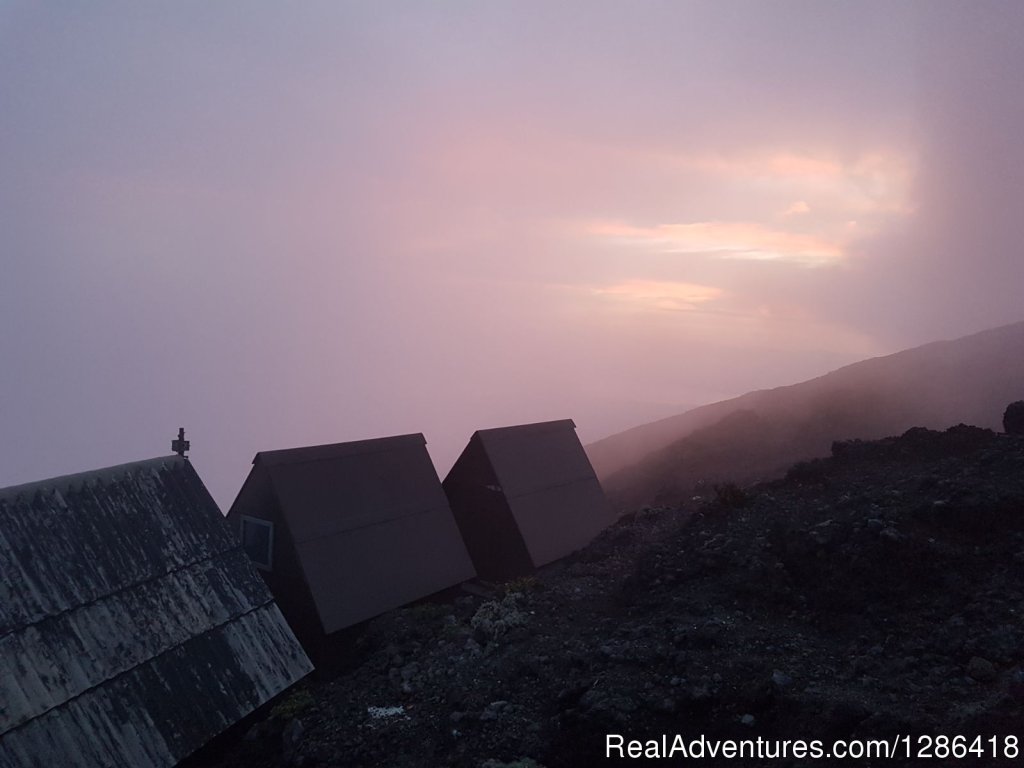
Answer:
2;2;1023;507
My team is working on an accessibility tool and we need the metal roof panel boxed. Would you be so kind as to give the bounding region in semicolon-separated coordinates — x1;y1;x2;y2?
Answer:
0;457;312;767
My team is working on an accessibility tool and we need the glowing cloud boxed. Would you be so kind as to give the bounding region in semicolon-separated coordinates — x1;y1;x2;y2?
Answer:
573;146;913;269
591;280;723;312
683;149;916;220
587;220;842;265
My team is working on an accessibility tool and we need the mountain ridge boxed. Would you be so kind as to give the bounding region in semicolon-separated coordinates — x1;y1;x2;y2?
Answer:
587;320;1024;509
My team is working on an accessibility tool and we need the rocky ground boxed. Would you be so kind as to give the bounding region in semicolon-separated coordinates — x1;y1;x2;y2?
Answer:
195;425;1024;767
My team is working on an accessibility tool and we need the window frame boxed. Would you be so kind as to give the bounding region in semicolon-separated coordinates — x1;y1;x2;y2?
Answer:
240;515;274;571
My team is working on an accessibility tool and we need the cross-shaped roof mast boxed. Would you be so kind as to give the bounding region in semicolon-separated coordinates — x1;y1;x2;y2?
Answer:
172;427;190;459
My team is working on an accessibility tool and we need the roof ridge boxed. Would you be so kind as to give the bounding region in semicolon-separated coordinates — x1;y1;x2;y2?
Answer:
474;419;576;440
254;433;427;467
0;456;185;502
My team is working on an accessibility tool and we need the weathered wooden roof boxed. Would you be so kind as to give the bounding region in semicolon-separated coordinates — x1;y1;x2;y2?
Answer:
0;456;312;768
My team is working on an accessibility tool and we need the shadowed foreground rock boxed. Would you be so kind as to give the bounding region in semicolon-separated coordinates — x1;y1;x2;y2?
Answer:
196;424;1024;768
1003;400;1024;435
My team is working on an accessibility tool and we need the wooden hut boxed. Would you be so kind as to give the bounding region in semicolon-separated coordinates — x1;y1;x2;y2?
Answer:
443;419;616;580
228;434;476;650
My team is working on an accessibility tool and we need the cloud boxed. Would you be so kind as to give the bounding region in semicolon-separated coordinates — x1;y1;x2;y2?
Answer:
585;219;843;265
591;279;723;312
658;148;915;222
552;144;915;284
5;1;1022;508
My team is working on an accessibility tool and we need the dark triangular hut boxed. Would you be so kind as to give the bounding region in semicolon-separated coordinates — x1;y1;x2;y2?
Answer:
227;434;476;649
443;419;616;580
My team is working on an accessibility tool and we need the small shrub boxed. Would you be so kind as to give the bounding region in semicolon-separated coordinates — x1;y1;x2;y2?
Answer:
786;458;828;483
712;482;749;508
503;575;541;595
408;601;448;621
439;616;463;639
471;593;525;641
271;688;315;720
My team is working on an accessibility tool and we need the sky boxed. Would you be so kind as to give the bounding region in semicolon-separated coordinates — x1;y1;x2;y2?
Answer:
2;1;1023;508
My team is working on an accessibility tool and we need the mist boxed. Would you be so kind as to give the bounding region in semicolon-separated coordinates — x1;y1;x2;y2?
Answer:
2;2;1022;508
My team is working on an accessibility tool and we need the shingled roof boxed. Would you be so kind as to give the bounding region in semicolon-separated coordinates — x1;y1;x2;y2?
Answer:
0;456;312;768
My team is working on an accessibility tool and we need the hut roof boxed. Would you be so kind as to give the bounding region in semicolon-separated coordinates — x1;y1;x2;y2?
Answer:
231;434;475;635
0;456;312;768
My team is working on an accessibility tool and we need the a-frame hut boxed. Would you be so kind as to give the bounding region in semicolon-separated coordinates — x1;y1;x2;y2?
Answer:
443;419;616;580
227;434;475;650
0;456;312;768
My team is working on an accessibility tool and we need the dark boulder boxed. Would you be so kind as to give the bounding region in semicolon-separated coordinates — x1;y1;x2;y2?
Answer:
1003;401;1024;434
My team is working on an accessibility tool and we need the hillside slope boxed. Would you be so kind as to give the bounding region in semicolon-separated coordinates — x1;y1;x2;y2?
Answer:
589;320;1024;509
201;425;1024;768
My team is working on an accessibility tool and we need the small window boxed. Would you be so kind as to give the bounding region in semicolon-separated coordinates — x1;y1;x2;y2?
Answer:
241;516;274;570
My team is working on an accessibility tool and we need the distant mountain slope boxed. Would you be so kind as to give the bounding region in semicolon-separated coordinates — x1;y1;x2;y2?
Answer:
588;320;1024;509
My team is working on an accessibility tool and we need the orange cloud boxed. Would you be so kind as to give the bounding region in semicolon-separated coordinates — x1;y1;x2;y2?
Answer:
587;220;842;265
655;147;909;183
563;146;913;268
633;146;915;219
591;279;723;312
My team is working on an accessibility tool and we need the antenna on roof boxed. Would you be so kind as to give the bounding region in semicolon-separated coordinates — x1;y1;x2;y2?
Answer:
172;427;190;459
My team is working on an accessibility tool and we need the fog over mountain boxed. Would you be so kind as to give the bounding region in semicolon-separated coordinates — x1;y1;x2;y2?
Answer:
589;321;1024;509
2;4;1024;509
